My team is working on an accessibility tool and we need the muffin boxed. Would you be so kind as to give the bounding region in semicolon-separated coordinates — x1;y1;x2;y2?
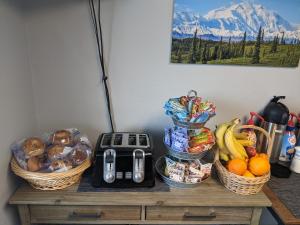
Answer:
70;148;87;166
50;159;72;172
47;144;73;161
47;145;64;161
27;156;41;172
22;137;45;158
52;130;72;146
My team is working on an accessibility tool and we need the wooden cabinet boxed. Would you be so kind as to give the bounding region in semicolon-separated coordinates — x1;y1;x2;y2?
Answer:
146;206;253;223
30;205;141;224
9;178;271;225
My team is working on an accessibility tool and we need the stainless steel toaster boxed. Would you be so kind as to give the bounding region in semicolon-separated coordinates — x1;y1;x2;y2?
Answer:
92;133;155;188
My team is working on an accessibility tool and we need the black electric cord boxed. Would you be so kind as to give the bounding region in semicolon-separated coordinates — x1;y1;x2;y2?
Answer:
89;0;115;132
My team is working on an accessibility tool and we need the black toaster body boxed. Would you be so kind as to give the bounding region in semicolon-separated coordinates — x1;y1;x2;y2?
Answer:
92;133;155;188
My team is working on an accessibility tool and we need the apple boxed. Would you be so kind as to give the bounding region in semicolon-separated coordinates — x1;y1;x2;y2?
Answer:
246;147;257;158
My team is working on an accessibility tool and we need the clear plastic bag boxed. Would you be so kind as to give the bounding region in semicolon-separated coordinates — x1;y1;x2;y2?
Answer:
11;128;92;173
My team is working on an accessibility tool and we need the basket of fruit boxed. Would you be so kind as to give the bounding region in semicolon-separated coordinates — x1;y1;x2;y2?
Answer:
214;119;272;195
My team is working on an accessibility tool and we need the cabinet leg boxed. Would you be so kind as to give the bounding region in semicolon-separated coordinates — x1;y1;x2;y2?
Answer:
17;205;31;225
250;207;262;225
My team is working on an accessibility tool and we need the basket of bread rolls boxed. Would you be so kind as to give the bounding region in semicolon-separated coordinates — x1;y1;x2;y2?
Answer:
10;128;92;190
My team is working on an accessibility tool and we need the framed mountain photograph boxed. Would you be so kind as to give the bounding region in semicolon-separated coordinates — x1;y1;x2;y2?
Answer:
171;0;300;67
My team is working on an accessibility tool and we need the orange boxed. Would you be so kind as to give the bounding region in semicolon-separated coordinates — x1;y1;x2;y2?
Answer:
257;153;269;160
248;156;270;176
243;170;255;178
227;159;247;176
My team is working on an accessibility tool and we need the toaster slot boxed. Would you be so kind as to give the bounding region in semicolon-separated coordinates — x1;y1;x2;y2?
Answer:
102;134;112;146
139;135;148;146
128;134;137;146
113;134;123;145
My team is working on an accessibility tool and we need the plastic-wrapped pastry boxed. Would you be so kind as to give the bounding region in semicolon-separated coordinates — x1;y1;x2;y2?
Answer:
11;128;93;173
27;156;41;172
52;130;73;146
49;159;73;172
69;147;87;166
22;137;45;158
47;145;73;161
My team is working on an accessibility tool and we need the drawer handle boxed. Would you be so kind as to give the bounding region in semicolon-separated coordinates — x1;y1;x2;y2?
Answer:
69;211;102;219
183;211;216;220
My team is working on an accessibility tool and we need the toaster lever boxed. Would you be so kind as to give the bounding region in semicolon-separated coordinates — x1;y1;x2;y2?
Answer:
103;149;116;183
133;149;145;183
105;154;114;163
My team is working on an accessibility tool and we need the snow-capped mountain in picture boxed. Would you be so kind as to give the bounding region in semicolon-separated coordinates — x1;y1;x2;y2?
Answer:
173;1;300;41
171;0;300;67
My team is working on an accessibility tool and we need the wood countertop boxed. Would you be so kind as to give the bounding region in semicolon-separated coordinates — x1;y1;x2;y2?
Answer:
10;177;271;207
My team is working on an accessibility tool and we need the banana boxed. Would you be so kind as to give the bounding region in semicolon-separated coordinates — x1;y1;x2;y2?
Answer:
236;139;255;147
233;138;249;158
215;122;231;155
224;118;246;160
220;151;229;161
234;132;249;140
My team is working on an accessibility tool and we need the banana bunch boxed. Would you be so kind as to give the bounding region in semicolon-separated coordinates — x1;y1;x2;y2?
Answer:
215;118;253;161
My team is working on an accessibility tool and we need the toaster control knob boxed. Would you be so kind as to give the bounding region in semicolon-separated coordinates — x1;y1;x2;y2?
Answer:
133;172;143;183
103;149;116;183
133;149;145;183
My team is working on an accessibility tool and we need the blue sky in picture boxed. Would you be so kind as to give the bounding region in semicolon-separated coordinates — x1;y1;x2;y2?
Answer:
175;0;300;24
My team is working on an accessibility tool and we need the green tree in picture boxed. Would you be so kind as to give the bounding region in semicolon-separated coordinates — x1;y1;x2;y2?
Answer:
189;29;198;63
280;31;285;45
202;43;208;64
262;48;266;57
211;45;219;60
251;26;262;64
217;37;223;59
223;37;232;59
195;38;202;62
248;47;254;57
270;34;279;53
177;48;182;63
240;31;246;57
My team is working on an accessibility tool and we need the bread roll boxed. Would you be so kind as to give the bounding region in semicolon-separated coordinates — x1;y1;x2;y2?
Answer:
22;137;45;158
52;130;72;146
50;159;72;172
70;148;87;166
47;145;64;160
27;156;41;172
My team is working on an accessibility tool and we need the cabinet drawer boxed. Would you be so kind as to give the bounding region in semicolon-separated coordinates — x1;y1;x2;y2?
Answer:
30;205;141;223
146;206;252;223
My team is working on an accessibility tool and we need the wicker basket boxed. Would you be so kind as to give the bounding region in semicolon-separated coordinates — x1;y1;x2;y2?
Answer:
11;157;91;190
214;125;272;195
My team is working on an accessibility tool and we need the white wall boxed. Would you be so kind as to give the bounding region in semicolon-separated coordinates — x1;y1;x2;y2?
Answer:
25;0;114;142
26;0;300;141
108;0;300;133
0;0;37;224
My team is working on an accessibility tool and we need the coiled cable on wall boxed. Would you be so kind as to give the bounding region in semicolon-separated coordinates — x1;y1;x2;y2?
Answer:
89;0;115;132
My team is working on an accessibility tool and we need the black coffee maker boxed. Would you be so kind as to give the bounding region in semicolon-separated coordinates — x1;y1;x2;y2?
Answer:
257;96;291;177
257;96;289;163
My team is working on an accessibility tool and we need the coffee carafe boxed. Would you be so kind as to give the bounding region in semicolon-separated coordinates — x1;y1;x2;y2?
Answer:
257;96;289;163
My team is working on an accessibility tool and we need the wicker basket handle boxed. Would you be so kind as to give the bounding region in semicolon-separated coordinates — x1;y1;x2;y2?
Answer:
236;125;272;157
214;124;272;162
